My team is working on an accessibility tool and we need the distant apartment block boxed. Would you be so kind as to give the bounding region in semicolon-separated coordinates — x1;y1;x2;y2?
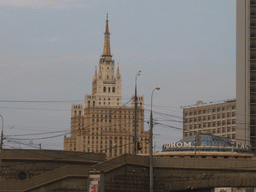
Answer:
183;100;236;140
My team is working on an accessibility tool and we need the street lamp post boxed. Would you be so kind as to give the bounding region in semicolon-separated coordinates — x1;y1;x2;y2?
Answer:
0;115;4;166
134;70;141;155
150;87;160;192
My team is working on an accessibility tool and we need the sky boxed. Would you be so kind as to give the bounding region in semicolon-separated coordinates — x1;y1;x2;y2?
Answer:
0;0;236;151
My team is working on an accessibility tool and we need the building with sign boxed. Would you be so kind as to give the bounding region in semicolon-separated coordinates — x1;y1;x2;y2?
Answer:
155;132;253;159
64;16;150;159
183;100;237;141
1;148;256;191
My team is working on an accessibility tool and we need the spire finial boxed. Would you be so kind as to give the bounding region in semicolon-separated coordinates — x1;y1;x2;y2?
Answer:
105;13;109;33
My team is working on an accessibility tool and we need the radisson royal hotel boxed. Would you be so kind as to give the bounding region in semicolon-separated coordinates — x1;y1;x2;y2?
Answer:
64;16;150;159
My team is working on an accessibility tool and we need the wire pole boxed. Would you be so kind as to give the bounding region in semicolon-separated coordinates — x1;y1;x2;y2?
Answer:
150;87;160;192
0;115;4;166
134;70;141;155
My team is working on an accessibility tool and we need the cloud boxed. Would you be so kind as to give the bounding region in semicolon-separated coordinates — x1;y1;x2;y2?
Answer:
0;0;73;8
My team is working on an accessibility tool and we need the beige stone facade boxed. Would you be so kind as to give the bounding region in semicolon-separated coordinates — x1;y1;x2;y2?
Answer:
64;16;150;158
183;100;236;140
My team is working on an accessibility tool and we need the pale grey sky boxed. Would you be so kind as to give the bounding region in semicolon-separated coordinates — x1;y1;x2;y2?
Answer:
0;0;236;151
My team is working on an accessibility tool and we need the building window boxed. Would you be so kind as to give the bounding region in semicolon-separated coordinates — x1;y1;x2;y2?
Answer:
113;87;115;92
107;75;109;79
103;87;106;92
108;87;111;92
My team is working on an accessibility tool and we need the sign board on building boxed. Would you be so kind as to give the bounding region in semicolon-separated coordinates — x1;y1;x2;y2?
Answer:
88;171;104;192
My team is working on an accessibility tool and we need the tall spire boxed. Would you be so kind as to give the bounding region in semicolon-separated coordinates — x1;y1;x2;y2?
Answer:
103;13;111;56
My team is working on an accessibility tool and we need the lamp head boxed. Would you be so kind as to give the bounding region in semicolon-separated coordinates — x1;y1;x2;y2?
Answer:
156;87;160;90
137;70;142;76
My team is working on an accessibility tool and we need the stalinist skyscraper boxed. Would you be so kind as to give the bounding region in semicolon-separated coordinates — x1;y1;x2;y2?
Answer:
64;15;150;159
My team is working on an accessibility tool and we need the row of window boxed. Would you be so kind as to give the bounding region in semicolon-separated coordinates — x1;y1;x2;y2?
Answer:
185;120;236;129
185;131;236;139
184;105;236;116
90;110;134;114
103;86;115;92
184;112;236;123
185;126;236;133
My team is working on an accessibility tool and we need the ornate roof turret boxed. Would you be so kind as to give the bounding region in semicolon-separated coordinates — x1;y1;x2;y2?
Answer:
98;63;102;77
93;66;97;80
116;63;121;78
